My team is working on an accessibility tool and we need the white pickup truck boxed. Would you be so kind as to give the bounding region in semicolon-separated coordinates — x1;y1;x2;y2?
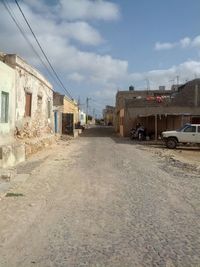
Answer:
162;124;200;149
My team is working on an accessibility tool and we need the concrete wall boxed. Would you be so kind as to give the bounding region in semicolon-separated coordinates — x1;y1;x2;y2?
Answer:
173;80;200;107
124;106;200;137
0;61;15;145
0;143;25;168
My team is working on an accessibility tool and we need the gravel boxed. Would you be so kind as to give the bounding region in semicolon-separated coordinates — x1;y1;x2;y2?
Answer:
0;126;199;267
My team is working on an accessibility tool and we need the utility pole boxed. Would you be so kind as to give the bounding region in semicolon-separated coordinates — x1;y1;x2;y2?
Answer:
77;96;80;110
145;78;150;92
86;97;91;125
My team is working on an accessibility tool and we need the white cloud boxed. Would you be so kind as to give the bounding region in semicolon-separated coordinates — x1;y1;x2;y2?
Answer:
155;35;200;51
59;0;120;21
128;60;200;90
63;21;104;46
68;72;85;82
192;36;200;48
1;1;200;110
180;37;191;48
0;1;125;101
155;42;177;51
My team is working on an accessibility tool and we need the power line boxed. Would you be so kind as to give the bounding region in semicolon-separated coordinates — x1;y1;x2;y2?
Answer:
3;0;74;99
2;0;63;90
14;0;73;99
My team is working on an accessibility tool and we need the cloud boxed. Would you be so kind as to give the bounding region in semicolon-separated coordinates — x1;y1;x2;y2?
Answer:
59;0;120;21
193;36;200;48
68;72;85;82
155;42;177;51
180;37;191;48
0;1;125;99
63;21;104;46
155;35;200;51
128;60;200;90
1;1;200;111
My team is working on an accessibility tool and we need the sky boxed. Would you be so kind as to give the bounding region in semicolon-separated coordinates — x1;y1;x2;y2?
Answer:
1;0;200;116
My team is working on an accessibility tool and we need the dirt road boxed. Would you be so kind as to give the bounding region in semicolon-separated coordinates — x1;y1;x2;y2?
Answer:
0;126;200;267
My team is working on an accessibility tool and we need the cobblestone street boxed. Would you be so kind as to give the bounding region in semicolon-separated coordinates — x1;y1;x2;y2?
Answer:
0;126;200;267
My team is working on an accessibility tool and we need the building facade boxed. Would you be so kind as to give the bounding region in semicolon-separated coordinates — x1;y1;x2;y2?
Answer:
115;80;200;138
0;53;54;167
53;92;79;135
103;105;115;126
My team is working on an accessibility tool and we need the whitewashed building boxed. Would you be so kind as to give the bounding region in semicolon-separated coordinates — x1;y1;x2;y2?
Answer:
0;52;54;168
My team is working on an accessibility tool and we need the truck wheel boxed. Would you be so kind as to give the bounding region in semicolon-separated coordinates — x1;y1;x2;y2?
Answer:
166;138;177;149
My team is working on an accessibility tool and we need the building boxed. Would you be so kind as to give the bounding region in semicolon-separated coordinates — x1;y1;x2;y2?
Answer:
79;110;86;126
103;105;115;126
0;52;54;167
115;80;200;138
115;87;171;136
53;92;79;135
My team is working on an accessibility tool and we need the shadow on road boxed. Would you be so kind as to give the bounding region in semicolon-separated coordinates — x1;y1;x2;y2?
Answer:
80;126;116;138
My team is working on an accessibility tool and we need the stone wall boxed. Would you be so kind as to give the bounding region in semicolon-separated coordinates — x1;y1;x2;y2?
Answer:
6;54;54;140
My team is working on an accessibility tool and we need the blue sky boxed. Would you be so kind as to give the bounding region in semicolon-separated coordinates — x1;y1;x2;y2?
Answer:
1;0;200;116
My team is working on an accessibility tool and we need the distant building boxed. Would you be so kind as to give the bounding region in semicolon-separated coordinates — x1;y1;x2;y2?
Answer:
103;105;115;126
53;92;79;135
115;80;200;138
79;110;86;126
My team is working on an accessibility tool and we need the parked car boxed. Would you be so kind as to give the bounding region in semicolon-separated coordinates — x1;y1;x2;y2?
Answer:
162;124;200;149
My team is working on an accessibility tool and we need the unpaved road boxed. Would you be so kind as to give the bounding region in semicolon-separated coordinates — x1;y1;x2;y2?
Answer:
0;126;200;267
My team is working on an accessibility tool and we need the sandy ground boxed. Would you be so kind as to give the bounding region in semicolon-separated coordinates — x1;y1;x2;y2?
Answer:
0;126;199;267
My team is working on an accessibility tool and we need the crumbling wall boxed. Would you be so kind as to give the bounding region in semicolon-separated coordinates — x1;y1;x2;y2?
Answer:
14;64;53;139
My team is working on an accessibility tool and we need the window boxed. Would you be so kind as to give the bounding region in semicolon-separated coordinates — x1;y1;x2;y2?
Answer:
25;92;32;117
183;126;196;132
198;126;200;133
1;91;9;123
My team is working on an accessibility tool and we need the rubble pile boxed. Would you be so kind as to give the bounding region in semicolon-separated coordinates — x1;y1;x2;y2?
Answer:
15;121;52;140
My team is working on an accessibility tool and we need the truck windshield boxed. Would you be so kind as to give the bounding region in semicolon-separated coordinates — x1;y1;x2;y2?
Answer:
177;124;190;132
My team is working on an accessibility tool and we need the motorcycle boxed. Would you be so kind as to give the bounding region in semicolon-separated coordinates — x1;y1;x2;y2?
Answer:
130;126;146;141
130;128;137;140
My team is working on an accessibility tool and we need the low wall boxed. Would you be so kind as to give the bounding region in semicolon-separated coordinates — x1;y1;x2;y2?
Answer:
0;134;56;168
0;143;25;168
